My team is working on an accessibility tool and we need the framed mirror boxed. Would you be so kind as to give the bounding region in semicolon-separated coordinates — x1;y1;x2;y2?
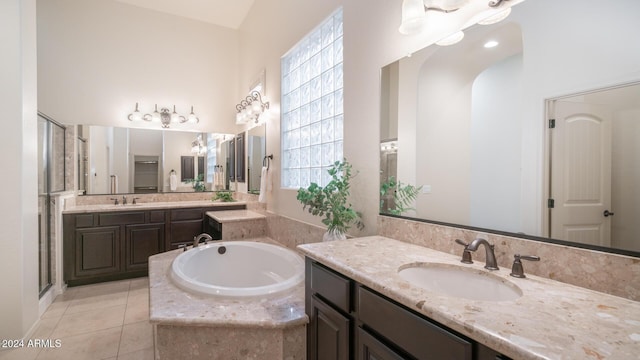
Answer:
379;0;640;255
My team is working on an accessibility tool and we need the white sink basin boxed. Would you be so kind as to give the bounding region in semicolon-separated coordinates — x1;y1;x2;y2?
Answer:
398;263;522;302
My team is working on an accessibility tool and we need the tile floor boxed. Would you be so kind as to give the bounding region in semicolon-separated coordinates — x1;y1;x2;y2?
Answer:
0;278;153;360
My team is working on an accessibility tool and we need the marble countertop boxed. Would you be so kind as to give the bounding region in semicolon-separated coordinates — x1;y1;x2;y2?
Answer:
148;237;307;329
298;236;640;360
63;200;246;214
205;209;266;223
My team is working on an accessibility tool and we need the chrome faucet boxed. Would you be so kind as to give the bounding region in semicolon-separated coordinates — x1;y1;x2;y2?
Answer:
466;238;499;270
193;233;213;247
122;196;127;205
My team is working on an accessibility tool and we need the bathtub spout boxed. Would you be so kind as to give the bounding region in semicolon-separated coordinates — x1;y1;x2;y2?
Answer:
193;233;213;247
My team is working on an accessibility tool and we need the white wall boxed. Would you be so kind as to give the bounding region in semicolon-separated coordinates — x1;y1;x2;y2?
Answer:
470;54;523;232
0;0;39;339
37;0;241;134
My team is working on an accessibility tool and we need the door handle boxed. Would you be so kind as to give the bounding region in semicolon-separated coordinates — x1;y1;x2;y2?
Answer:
603;210;615;217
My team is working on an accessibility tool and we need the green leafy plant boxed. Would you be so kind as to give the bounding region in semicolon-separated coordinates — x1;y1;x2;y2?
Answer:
185;174;206;192
296;159;364;235
212;191;235;202
380;176;422;215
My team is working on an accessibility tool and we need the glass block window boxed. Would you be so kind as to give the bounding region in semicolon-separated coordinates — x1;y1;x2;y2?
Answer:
281;8;343;189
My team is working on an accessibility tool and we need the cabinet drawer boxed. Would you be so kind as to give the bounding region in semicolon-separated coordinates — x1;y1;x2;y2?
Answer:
99;212;145;226
149;210;165;223
169;219;203;245
358;286;472;360
75;214;94;228
171;208;203;221
310;262;351;313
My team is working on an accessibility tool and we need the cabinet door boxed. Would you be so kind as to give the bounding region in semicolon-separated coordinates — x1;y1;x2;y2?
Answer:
358;328;405;360
74;226;121;278
125;223;164;272
309;294;350;360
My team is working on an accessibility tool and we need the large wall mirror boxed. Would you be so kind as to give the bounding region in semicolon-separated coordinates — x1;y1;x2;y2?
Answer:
379;0;640;255
79;125;233;195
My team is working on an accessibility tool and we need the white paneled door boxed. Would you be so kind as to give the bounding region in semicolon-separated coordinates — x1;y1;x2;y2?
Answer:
550;100;612;247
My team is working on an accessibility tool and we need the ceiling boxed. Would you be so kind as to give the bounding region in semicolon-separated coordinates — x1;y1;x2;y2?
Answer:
113;0;255;29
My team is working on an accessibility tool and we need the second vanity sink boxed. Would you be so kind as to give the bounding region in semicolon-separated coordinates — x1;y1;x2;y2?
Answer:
398;263;522;302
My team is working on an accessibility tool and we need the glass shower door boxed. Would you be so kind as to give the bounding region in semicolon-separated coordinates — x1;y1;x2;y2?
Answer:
37;113;66;297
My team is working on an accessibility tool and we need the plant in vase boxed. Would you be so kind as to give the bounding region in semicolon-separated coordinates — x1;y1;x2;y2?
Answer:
212;191;235;202
296;159;364;241
185;174;206;192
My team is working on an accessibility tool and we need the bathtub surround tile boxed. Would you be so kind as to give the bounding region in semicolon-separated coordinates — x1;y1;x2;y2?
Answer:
378;215;640;301
148;241;307;359
205;210;267;239
266;212;325;250
155;325;304;360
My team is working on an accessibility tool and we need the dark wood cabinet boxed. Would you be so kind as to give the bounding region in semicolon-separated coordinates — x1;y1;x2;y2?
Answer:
125;223;164;272
235;132;245;183
73;226;121;278
181;156;195;181
64;204;246;286
357;328;404;360
310;294;351;360
305;258;511;360
64;211;162;286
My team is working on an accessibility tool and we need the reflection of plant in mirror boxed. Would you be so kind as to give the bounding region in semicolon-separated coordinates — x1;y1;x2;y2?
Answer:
296;159;364;236
212;191;235;202
380;176;422;215
185;174;206;192
248;190;260;195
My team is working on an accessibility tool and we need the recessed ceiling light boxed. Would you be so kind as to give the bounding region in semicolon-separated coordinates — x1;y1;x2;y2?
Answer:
484;40;499;48
484;40;500;49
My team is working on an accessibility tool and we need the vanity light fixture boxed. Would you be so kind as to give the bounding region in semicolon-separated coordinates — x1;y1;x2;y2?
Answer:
235;91;270;125
191;134;206;155
399;0;512;36
127;103;199;128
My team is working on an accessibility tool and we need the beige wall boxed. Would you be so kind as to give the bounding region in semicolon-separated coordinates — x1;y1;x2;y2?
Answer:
37;0;241;134
0;0;39;339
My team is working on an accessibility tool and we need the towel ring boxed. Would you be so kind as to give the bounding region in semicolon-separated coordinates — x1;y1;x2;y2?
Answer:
263;154;274;170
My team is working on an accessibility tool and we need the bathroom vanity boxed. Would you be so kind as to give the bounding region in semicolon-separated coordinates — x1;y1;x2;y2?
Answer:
298;237;640;360
62;201;244;286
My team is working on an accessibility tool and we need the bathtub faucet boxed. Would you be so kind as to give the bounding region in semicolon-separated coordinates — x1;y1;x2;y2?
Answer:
193;233;213;247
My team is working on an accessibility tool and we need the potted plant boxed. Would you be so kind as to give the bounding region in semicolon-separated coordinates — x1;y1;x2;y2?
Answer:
297;159;364;241
185;174;206;192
